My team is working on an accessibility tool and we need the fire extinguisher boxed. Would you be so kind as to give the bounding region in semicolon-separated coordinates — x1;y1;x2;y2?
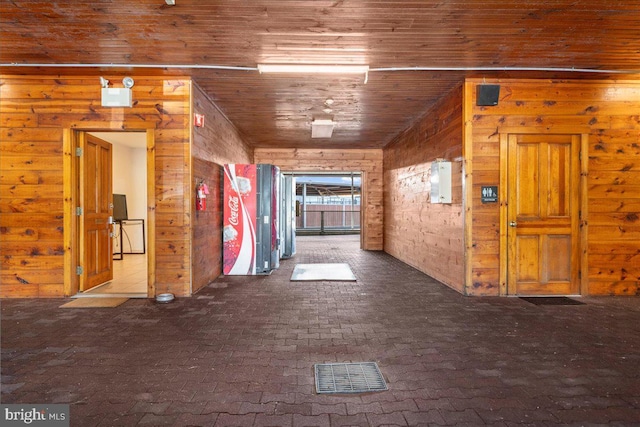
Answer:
196;181;209;211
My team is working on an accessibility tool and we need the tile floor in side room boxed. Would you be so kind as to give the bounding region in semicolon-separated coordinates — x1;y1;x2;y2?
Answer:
83;253;147;296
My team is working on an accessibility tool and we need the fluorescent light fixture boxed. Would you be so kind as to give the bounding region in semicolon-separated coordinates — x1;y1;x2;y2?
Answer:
312;119;335;138
257;64;369;74
165;0;175;4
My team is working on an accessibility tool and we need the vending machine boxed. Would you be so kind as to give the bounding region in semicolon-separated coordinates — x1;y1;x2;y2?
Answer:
223;164;280;275
279;174;296;259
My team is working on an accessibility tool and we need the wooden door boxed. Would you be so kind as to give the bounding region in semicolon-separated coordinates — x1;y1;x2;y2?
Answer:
79;134;113;291
506;134;580;295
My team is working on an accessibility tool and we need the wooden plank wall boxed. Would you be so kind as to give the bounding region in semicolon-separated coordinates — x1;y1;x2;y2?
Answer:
383;85;465;292
191;83;253;293
466;78;640;296
253;148;384;250
0;75;191;297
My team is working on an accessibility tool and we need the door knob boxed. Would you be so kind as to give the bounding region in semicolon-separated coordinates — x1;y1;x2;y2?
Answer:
509;221;517;227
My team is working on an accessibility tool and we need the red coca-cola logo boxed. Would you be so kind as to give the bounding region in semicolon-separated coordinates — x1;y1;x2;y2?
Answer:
228;196;239;225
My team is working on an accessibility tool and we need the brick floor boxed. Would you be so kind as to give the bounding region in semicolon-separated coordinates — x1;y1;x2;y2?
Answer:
2;235;640;426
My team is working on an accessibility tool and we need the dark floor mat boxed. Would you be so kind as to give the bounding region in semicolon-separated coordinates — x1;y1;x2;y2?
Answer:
520;297;585;305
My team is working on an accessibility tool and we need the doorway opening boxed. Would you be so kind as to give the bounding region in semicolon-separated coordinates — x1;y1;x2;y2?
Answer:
87;132;147;297
66;130;151;299
293;172;361;236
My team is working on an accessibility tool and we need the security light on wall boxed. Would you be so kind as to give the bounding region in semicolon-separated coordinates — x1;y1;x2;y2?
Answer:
311;119;335;138
122;77;135;88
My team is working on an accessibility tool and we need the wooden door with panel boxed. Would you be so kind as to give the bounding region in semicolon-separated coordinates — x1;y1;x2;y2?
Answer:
80;134;114;291
506;133;581;296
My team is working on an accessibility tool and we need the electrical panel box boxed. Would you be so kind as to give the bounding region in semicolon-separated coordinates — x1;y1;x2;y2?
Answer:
430;160;452;204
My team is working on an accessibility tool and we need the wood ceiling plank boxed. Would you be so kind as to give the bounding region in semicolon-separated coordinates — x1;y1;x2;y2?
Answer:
2;1;639;148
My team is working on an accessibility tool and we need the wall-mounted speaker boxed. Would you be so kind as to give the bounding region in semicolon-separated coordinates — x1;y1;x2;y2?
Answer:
476;84;501;106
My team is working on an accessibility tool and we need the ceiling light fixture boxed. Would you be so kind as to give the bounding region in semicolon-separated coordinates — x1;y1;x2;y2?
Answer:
258;64;369;82
311;119;335;139
165;0;176;5
257;64;368;74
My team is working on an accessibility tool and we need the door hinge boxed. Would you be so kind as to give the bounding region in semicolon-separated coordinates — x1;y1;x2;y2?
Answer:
76;266;83;275
76;207;83;216
75;147;83;157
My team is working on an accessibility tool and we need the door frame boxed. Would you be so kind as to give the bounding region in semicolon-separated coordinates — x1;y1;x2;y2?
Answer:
498;127;589;296
63;129;156;298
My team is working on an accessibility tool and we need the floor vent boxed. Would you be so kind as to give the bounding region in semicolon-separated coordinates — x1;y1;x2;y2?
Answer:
314;362;388;394
520;297;585;305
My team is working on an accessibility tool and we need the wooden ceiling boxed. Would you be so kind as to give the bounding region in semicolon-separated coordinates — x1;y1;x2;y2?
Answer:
2;1;640;149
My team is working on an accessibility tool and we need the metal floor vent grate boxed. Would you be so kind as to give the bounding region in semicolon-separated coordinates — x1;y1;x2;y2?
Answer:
314;362;388;394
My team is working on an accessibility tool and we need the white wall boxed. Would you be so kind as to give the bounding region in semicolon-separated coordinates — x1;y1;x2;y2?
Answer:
112;143;147;254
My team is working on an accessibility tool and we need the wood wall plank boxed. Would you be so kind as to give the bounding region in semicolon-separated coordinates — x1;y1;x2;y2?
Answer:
466;78;640;296
191;83;253;293
383;84;464;292
0;74;192;298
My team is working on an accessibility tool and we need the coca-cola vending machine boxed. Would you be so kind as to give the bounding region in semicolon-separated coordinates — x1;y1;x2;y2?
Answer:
223;164;280;275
